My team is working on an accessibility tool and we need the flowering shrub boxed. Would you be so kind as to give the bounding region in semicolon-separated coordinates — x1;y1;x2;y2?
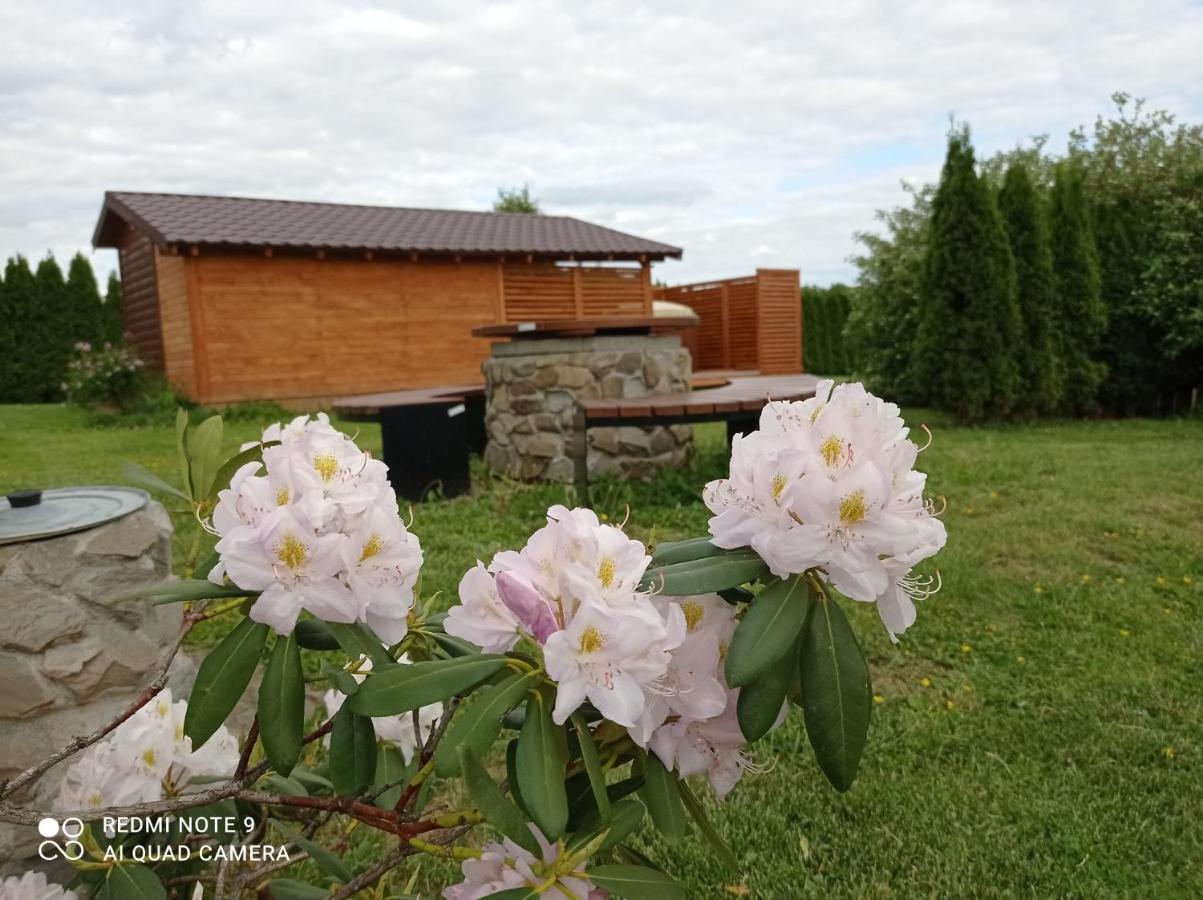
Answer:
61;341;146;411
0;381;944;899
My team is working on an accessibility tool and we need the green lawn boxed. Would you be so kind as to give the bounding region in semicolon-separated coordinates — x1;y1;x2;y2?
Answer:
3;404;1202;897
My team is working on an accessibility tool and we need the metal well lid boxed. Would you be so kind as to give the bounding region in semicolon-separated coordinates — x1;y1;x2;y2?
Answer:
0;486;149;546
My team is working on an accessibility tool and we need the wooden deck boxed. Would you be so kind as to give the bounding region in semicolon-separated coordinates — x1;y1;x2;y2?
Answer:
578;373;821;423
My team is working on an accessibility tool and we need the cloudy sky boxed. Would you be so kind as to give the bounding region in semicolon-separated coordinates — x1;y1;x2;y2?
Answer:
3;1;1202;286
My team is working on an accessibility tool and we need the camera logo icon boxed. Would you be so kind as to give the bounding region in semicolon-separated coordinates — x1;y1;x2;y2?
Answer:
37;817;85;861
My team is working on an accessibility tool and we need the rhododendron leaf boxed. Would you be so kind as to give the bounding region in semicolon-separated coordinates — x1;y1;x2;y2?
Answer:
209;439;277;505
175;408;191;498
479;890;538;900
295;619;341;651
799;592;872;792
571;711;611;822
97;862;166;900
270;819;353;883
120;460;190;502
427;630;481;659
372;744;410;809
725;575;810;688
572;797;646;855
346;656;509;716
434;670;538;777
505;737;527;812
649;535;721;567
185;414;224;503
568;772;644;830
323;622;394;670
640;754;687;843
185;616;268;747
258;632;305;776
128;579;250;605
459;746;541;854
679;781;739;871
639;550;769;595
736;642;795;742
320;661;361;696
589;864;686;900
330;705;377;797
265;879;331;900
516;693;569;839
258;773;309;796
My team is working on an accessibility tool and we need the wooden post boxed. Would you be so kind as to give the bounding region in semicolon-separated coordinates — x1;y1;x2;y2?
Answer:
641;261;653;314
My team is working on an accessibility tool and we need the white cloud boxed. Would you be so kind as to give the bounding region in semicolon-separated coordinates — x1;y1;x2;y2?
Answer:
1;0;1201;287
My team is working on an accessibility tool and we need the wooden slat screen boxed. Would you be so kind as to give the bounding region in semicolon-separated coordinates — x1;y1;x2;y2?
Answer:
501;263;650;322
580;266;646;316
756;268;803;374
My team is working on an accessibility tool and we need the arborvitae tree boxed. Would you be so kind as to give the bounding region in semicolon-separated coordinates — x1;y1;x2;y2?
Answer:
101;271;125;343
910;128;1023;420
34;254;70;401
1;256;38;401
65;252;103;346
1049;162;1106;415
997;163;1062;415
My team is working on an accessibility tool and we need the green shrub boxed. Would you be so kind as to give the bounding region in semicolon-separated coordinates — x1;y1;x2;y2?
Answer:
63;340;148;412
803;283;854;374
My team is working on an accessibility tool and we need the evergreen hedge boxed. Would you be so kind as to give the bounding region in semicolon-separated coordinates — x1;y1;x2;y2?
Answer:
802;284;854;374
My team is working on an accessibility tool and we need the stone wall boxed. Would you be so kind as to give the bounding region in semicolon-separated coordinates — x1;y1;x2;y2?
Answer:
0;502;191;865
483;334;693;482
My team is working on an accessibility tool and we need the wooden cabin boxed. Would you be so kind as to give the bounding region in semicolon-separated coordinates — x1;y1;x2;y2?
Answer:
655;270;803;375
92;191;683;405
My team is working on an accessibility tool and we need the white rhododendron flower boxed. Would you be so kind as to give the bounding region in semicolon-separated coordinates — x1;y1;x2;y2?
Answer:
444;505;685;734
705;379;946;640
0;872;78;900
322;658;441;764
442;824;602;900
55;690;238;812
210;413;422;639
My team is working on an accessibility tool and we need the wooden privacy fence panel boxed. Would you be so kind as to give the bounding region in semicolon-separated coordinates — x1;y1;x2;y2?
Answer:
501;263;651;322
656;269;802;373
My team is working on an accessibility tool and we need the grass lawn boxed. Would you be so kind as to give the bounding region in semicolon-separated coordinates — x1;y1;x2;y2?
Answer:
3;403;1202;897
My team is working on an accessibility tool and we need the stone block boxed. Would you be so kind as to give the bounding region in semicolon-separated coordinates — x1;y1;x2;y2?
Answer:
0;652;55;718
622;378;648;399
557;367;592;389
533;367;559;389
600;373;625;399
649;428;676;455
618;427;652;454
527;436;560;459
642;357;663;387
545;457;576;483
590;428;620;455
588;352;621;375
617;352;642;374
0;589;87;652
533;413;561;432
509;379;538;397
511;397;543;415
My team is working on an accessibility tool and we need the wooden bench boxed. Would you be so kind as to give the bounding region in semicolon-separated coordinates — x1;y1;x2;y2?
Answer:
333;384;485;501
572;374;821;500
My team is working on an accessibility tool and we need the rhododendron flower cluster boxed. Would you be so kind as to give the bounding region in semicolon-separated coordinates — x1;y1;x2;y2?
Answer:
443;824;602;900
55;690;238;812
322;657;441;763
209;413;423;639
444;507;783;799
704;379;946;641
0;872;78;900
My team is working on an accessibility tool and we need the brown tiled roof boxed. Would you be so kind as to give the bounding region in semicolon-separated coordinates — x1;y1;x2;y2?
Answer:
92;191;683;261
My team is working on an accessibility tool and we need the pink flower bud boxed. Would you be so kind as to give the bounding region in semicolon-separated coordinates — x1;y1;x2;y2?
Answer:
494;570;558;644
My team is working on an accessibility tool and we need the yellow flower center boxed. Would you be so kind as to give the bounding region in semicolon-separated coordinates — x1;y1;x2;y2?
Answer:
681;600;706;632
772;474;787;503
142;748;157;767
276;533;308;569
360;534;383;562
313;452;339;482
598;558;616;589
839;489;867;525
578;625;606;653
820;435;845;467
276;487;290;506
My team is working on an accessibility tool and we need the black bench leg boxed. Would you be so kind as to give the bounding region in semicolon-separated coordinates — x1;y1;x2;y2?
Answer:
573;406;589;505
380;402;470;502
727;417;756;446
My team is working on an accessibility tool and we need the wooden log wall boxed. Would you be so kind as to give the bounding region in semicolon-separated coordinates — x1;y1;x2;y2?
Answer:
116;229;164;371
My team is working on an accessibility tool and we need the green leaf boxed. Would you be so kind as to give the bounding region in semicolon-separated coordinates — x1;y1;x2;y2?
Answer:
516;693;569;840
798;591;873;792
478;889;539;900
289;765;332;794
120;460;190;502
320;660;361;697
258;773;309;796
347;656;509;716
459;746;540;854
175;408;192;499
572;797;645;855
679;781;739;871
639;754;687;843
506;738;527;812
588;864;686;900
97;864;166;900
372;744;409;808
649;536;721;567
571;712;610;823
427;630;481;658
258;632;305;776
209;439;277;504
295;618;341;651
330;704;377;797
323;621;394;670
185;615;268;747
186;413;224;502
639;549;769;595
736;642;795;743
124;578;250;605
725;575;811;688
434;671;537;777
265;879;330;900
270;818;353;883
